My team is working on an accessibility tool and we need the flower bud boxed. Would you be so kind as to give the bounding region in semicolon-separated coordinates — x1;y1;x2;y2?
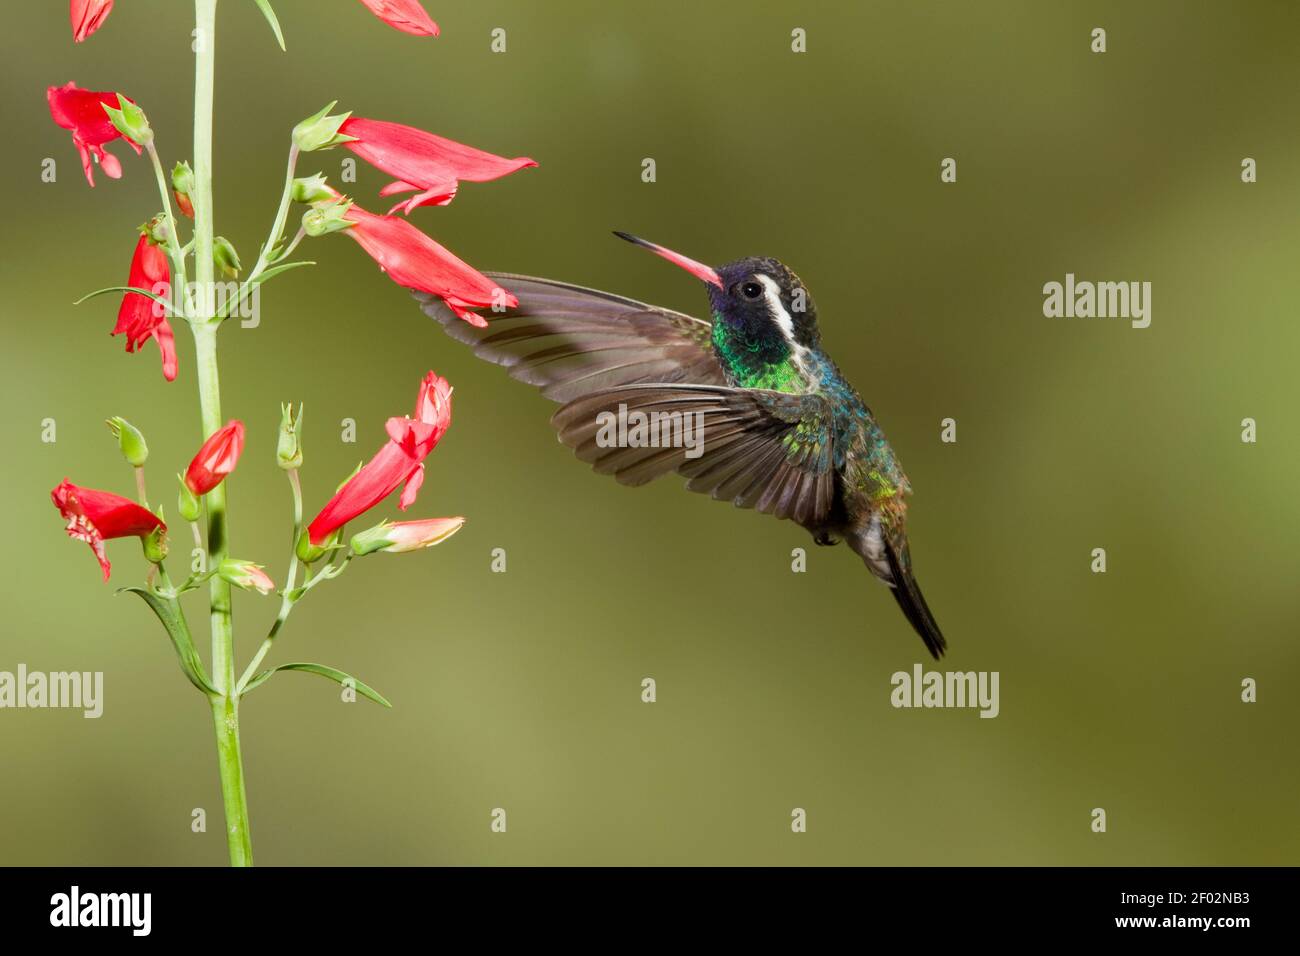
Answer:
141;212;172;247
277;403;304;470
185;421;245;496
172;161;195;217
350;517;464;556
213;236;242;278
291;173;335;204
295;528;338;564
218;558;275;595
142;522;168;564
102;93;153;146
302;199;354;238
105;416;148;467
292;102;357;152
176;473;201;522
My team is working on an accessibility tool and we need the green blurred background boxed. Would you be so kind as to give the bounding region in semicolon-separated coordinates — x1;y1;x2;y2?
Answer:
2;0;1297;865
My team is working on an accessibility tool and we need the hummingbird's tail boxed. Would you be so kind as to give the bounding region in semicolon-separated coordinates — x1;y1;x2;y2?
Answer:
850;519;947;660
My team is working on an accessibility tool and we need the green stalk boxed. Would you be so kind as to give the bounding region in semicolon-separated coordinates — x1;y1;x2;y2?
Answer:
235;468;302;692
144;141;190;319
192;0;252;867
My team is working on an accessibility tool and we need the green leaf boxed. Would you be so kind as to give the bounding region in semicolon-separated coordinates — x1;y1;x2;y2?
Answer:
217;262;315;320
252;260;315;286
121;587;217;695
74;286;172;310
253;0;286;50
241;662;392;707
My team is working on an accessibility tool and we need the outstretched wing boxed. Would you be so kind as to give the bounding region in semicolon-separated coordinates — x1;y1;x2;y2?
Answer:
550;384;837;526
414;274;726;403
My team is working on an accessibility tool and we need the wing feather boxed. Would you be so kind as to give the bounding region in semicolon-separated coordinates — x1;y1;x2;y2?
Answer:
551;384;836;527
415;274;726;401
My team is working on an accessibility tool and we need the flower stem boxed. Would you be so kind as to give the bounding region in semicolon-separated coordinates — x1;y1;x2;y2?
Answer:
144;141;190;319
248;144;300;285
192;0;252;867
235;468;302;692
134;466;148;507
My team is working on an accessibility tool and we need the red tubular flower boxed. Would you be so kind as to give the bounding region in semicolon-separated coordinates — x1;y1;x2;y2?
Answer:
339;118;536;215
341;203;515;326
70;0;114;43
357;0;438;36
185;421;245;496
307;373;451;545
113;234;177;381
51;479;165;581
46;82;141;186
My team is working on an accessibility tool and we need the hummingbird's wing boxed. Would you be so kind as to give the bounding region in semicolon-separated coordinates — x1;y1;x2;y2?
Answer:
414;275;726;402
550;384;836;526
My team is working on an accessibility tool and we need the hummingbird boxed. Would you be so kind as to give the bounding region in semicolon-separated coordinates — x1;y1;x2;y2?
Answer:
416;232;947;658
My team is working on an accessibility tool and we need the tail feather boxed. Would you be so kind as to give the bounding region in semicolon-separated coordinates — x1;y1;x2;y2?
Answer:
884;541;947;660
849;518;947;659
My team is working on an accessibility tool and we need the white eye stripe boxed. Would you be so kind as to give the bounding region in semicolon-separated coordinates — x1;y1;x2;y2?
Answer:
755;274;796;340
753;272;818;389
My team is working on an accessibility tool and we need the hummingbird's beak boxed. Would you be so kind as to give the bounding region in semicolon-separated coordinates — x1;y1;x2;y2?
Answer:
613;231;724;289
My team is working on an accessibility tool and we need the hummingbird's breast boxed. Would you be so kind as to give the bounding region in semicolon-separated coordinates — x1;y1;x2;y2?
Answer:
812;353;912;513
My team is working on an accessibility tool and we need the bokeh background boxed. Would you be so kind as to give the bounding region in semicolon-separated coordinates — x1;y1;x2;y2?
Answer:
2;0;1297;865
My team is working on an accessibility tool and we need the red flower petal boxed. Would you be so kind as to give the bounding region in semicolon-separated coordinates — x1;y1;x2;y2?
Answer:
306;373;453;544
342;203;515;320
185;421;245;496
113;234;175;379
70;0;115;43
341;117;535;214
51;479;165;581
47;82;136;186
307;440;420;544
357;0;439;36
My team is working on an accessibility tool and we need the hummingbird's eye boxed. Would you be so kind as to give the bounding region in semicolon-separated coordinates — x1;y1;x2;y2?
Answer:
738;280;763;301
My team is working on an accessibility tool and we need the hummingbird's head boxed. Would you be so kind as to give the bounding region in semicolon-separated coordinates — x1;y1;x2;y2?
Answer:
613;232;820;349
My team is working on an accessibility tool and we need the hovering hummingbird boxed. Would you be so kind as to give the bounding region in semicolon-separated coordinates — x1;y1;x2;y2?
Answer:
416;232;947;658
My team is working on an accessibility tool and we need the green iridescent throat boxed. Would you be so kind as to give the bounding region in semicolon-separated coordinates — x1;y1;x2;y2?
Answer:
711;312;807;393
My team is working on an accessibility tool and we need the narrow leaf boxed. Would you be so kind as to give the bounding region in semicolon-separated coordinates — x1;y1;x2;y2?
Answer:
217;262;316;320
251;260;316;286
253;0;287;50
121;587;217;695
74;286;171;310
242;662;392;707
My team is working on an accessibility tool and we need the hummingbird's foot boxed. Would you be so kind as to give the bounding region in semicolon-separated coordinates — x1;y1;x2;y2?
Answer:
813;530;839;547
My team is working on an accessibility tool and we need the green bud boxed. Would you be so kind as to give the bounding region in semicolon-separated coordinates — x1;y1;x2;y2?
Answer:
102;93;153;146
302;199;354;238
217;557;274;595
295;528;338;565
141;212;171;247
213;236;242;278
277;403;304;469
171;161;195;217
142;522;168;564
177;473;201;523
291;173;335;204
350;518;464;556
291;101;357;152
172;160;194;195
349;522;393;557
105;416;148;467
